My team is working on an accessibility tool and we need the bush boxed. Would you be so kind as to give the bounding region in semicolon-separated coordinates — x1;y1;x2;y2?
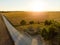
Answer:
41;26;58;40
29;21;34;24
20;20;26;25
37;21;40;24
44;20;52;25
36;26;41;34
48;26;58;40
26;26;38;36
41;28;48;40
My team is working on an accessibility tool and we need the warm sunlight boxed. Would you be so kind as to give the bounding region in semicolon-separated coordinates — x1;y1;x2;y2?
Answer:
29;0;47;12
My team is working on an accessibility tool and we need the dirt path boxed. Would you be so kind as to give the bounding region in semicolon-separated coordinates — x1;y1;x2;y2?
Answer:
0;15;14;45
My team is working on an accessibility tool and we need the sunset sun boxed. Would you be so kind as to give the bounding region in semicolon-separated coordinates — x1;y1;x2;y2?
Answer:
29;0;47;12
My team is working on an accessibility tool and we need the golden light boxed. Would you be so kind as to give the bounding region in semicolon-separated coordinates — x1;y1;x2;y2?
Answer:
29;0;47;12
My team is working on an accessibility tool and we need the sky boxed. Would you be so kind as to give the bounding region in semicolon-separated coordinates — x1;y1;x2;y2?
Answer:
0;0;60;11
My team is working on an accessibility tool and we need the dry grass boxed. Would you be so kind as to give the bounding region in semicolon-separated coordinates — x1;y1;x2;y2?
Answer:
1;11;47;25
0;11;60;45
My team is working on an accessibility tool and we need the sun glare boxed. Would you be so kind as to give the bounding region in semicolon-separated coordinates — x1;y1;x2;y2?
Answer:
29;0;47;12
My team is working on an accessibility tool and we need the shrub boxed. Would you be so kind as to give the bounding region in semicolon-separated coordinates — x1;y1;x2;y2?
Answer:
37;21;40;24
36;26;41;34
48;26;58;40
20;20;26;25
41;26;58;40
41;28;48;40
26;26;38;36
44;20;52;25
29;21;34;24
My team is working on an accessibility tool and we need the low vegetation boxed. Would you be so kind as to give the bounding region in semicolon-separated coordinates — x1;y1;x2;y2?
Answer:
16;20;60;45
29;21;34;24
2;11;60;45
20;20;26;25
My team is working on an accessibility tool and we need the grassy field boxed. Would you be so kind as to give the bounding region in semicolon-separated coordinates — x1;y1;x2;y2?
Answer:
47;11;60;20
0;11;60;26
0;11;60;45
0;11;47;25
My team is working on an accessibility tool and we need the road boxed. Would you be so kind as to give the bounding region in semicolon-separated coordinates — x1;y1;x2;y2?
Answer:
2;15;44;45
0;15;14;45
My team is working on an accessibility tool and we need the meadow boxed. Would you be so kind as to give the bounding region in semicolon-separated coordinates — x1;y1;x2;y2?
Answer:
1;11;60;25
0;11;60;45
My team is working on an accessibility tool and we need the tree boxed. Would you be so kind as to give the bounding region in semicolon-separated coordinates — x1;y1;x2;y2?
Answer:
20;20;26;25
29;21;34;24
